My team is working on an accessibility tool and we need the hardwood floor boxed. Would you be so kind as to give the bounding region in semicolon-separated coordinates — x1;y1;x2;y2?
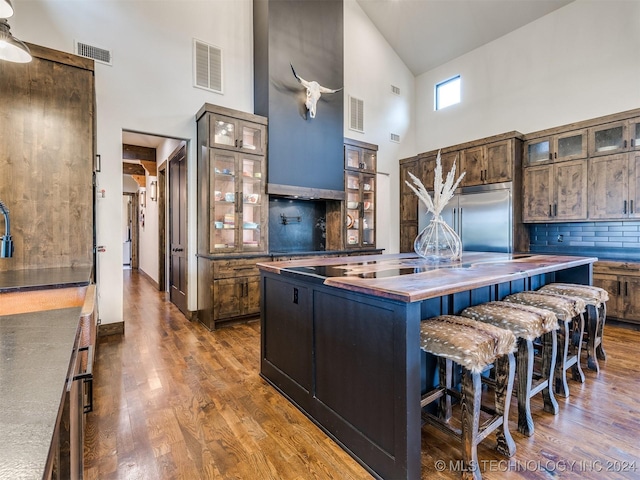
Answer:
85;270;640;479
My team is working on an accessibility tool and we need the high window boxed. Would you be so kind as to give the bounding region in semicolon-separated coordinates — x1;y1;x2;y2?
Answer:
435;75;460;110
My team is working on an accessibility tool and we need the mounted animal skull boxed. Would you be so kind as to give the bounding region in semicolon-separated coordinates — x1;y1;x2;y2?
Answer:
290;63;342;119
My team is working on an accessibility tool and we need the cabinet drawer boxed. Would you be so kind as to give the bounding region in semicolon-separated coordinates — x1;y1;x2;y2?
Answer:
213;257;270;278
593;261;640;276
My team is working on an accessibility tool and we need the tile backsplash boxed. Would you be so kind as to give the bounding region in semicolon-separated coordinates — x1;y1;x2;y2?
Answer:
529;222;640;261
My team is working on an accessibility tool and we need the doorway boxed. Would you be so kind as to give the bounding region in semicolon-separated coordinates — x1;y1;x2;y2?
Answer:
122;192;138;269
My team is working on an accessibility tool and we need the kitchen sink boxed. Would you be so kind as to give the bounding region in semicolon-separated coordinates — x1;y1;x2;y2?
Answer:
0;286;88;316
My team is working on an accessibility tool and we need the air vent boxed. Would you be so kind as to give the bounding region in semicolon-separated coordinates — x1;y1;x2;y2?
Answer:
391;84;401;95
75;41;112;65
390;133;401;143
194;39;223;93
349;96;364;133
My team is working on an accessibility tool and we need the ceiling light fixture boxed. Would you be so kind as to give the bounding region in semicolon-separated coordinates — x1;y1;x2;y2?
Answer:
0;18;32;64
0;0;13;18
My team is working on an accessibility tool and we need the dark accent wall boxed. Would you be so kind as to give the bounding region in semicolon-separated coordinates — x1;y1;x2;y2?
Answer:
269;198;327;252
254;0;344;197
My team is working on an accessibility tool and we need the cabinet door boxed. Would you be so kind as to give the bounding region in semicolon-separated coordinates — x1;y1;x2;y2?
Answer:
213;278;243;320
345;144;362;170
239;153;266;252
210;151;239;252
485;140;512;183
345;171;362;247
589;121;628;157
554;129;587;161
620;276;640;323
555;159;587;220
361;173;375;247
588;154;629;219
629;153;640;219
461;146;484;186
400;223;418;253
524;137;552;165
244;276;261;316
523;165;554;222
238;121;266;155
209;114;239;149
592;274;622;319
630;117;640;151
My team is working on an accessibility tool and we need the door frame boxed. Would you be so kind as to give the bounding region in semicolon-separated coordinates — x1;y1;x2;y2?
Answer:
158;162;167;291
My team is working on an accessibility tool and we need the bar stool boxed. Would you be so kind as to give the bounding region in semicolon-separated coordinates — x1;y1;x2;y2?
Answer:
538;283;609;373
420;315;517;480
503;291;586;398
460;302;559;437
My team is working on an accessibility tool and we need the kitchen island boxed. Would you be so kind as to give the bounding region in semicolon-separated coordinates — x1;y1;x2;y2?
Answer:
257;252;597;480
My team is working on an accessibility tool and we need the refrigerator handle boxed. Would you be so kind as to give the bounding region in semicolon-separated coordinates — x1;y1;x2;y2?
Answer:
459;207;463;236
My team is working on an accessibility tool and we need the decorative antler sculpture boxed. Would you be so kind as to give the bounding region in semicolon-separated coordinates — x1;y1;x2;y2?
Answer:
290;63;342;119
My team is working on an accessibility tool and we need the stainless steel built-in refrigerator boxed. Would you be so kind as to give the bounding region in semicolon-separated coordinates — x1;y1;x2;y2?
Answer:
418;182;512;253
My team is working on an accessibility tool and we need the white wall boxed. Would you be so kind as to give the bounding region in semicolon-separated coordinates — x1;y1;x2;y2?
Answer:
415;0;640;152
344;0;416;254
13;0;255;325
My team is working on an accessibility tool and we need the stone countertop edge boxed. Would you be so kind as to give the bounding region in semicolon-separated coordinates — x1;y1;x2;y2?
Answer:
257;252;598;303
0;266;92;293
0;306;83;480
196;248;384;261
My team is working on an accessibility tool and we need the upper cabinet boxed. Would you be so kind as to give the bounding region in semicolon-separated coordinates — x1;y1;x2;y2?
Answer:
344;139;377;249
197;104;268;255
208;111;266;155
524;128;587;165
461;139;513;186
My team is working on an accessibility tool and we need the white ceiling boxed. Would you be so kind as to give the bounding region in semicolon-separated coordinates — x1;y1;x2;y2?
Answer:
355;0;573;75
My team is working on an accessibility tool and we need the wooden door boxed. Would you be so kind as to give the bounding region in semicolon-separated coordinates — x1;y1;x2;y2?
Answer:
245;276;261;315
554;159;587;220
213;278;243;320
523;165;554;222
629;153;640;218
620;276;640;323
169;144;188;317
461;146;484;186
485;140;512;184
588;154;628;219
592;274;622;319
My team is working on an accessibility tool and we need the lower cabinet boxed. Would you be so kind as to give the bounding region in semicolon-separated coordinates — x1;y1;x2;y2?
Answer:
213;276;261;320
593;261;640;324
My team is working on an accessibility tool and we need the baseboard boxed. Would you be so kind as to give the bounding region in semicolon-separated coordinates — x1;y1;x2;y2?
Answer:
98;321;125;337
138;268;160;290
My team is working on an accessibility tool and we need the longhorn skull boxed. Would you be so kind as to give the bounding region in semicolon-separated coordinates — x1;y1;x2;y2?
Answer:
290;63;342;119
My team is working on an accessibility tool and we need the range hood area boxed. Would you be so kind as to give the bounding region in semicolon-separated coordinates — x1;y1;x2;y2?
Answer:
253;0;345;201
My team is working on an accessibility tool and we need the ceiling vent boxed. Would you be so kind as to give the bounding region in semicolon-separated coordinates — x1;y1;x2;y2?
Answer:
349;96;364;133
391;84;401;95
390;133;401;143
194;39;223;94
75;41;112;65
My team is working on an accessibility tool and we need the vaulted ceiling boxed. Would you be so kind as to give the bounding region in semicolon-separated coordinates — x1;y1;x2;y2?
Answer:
356;0;573;75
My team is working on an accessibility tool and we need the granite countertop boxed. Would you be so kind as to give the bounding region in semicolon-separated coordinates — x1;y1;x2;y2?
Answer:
196;248;383;261
0;307;82;479
0;266;92;479
0;266;93;293
258;252;598;303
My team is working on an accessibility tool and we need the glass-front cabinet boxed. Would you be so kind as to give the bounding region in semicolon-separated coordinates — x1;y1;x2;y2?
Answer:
524;129;587;165
210;151;266;253
209;112;266;155
344;138;377;249
345;171;375;248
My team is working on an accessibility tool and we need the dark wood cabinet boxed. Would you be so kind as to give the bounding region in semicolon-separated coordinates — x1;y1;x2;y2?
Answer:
399;158;419;253
461;139;512;186
588;153;640;220
523;159;587;222
593;261;640;325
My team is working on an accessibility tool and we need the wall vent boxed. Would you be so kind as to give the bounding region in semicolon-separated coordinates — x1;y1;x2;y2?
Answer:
194;39;223;94
75;41;112;65
390;133;401;143
391;84;401;95
349;96;364;133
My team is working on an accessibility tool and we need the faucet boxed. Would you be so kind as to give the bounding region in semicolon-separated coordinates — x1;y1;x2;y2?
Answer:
0;199;14;258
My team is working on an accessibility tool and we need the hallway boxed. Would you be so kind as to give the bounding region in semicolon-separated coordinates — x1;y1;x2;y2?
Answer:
83;269;369;479
83;270;640;479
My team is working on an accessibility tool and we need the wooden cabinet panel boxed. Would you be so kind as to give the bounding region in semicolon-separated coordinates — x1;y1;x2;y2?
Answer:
524;160;587;222
555;159;587;220
588;154;628;219
592;274;622;319
630;153;640;218
485;140;512;184
593;261;640;324
461;146;484;186
213;278;243;320
400;223;418;253
523;165;554;222
344;139;377;249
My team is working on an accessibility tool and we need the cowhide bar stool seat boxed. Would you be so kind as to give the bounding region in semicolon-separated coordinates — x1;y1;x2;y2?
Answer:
420;315;517;480
460;302;559;437
503;291;586;398
538;283;609;373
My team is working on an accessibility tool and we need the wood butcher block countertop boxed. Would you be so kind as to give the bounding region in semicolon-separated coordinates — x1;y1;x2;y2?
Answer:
257;252;598;303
